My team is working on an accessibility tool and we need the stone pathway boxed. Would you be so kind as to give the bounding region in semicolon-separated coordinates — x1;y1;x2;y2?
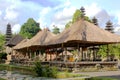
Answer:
75;70;120;79
0;71;89;80
0;70;120;80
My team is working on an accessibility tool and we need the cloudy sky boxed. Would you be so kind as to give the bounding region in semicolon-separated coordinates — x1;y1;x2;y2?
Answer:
0;0;120;34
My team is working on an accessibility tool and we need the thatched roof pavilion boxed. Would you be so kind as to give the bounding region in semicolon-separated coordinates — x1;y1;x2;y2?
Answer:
45;19;120;48
15;29;56;50
13;38;29;50
6;35;24;47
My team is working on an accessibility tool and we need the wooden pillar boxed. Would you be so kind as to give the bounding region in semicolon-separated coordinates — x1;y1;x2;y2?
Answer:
54;48;57;61
62;49;64;60
85;50;88;60
45;49;48;61
39;50;41;61
28;50;32;60
27;51;30;59
34;51;36;58
38;50;40;57
81;47;83;61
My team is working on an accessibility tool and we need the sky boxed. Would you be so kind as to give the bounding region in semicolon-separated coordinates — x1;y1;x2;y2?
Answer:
0;0;120;34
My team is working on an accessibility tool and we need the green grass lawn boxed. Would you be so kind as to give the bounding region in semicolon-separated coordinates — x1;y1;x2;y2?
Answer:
56;72;85;79
0;78;6;80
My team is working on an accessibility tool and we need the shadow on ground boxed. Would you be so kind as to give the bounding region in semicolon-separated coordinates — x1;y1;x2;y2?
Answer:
100;75;120;79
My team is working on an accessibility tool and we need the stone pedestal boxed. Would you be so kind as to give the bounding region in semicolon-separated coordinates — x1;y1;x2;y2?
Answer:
5;54;12;64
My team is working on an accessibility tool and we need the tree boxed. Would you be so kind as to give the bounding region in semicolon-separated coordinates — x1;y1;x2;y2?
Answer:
98;44;120;59
65;9;91;29
19;18;41;39
0;34;5;52
52;25;60;34
65;21;72;29
72;9;82;23
72;9;91;23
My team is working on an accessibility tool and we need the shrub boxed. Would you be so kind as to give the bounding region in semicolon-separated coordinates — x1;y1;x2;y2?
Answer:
0;52;7;60
34;61;43;76
47;66;58;78
33;61;58;78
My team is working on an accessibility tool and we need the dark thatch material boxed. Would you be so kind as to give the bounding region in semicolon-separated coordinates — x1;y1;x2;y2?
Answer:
16;29;56;50
13;38;29;50
6;35;24;47
45;19;120;47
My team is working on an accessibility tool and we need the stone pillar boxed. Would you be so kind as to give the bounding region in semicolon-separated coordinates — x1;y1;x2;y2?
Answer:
29;51;32;60
5;53;12;64
64;48;67;62
77;44;80;61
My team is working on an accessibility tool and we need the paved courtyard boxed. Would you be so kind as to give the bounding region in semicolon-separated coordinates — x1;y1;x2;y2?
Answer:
76;69;120;79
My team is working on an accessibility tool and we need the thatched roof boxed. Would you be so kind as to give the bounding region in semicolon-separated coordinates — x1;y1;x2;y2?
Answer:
16;29;56;50
6;35;24;47
45;19;120;47
13;38;29;50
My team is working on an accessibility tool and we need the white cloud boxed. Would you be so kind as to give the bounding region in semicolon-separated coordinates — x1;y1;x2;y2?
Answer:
54;6;76;21
37;7;52;29
114;26;120;32
37;18;47;29
4;8;19;20
85;3;101;17
54;0;71;10
0;0;42;33
51;1;76;31
116;12;120;25
40;7;51;15
12;24;21;33
50;22;65;32
3;0;19;20
0;11;2;16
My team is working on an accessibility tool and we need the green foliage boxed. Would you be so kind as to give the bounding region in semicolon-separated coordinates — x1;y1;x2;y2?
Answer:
98;44;120;59
47;66;58;78
0;34;5;51
65;9;91;29
98;45;107;58
0;78;6;80
56;72;83;79
72;9;82;23
19;18;40;39
0;52;7;60
65;21;72;29
84;16;92;22
34;61;58;78
112;44;120;59
33;61;42;76
0;64;34;75
52;26;60;34
72;9;92;23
